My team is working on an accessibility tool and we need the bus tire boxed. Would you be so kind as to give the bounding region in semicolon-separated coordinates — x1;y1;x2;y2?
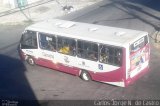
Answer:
27;56;35;66
80;70;91;81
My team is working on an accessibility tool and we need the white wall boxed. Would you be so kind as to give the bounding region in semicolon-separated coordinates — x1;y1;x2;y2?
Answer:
1;0;42;8
27;0;41;4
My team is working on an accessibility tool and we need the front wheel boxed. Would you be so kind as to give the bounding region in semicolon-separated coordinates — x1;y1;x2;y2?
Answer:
27;56;35;66
80;71;91;81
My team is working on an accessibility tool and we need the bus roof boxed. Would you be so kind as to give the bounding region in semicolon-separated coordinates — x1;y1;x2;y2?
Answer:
26;19;148;47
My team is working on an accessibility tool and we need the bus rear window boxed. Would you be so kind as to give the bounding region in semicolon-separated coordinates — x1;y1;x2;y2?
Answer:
130;36;148;53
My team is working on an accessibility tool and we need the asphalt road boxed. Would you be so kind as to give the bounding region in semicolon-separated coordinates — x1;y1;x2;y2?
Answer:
0;0;160;104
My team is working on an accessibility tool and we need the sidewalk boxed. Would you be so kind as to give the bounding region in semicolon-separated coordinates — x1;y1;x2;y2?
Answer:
0;0;99;25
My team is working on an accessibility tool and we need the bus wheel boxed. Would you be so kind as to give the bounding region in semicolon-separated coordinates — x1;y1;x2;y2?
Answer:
27;57;35;66
80;71;91;81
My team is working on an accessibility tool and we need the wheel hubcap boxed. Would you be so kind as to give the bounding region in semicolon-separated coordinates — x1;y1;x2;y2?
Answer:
29;58;34;65
83;73;88;80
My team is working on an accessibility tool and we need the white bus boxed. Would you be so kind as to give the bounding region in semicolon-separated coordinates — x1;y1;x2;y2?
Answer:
18;19;150;87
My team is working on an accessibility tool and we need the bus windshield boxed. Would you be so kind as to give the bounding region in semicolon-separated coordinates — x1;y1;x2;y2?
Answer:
20;30;38;49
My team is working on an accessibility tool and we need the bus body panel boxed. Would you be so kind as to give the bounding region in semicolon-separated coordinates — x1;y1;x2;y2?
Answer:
125;35;150;86
125;66;149;87
18;19;150;87
21;46;126;87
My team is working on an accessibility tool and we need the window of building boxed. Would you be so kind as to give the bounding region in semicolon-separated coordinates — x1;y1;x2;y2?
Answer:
77;40;98;61
39;33;56;51
99;45;122;66
21;30;37;49
57;36;76;56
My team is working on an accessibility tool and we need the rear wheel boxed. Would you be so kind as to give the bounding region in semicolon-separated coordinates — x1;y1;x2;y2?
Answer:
80;70;91;81
27;56;35;66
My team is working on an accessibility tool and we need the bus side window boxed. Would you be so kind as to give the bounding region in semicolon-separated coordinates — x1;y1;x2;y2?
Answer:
21;30;37;49
99;45;109;63
57;36;76;56
77;40;98;61
39;33;56;51
114;48;122;66
99;45;122;66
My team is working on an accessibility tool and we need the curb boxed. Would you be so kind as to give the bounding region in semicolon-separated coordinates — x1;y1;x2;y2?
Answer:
0;0;54;17
152;31;160;43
